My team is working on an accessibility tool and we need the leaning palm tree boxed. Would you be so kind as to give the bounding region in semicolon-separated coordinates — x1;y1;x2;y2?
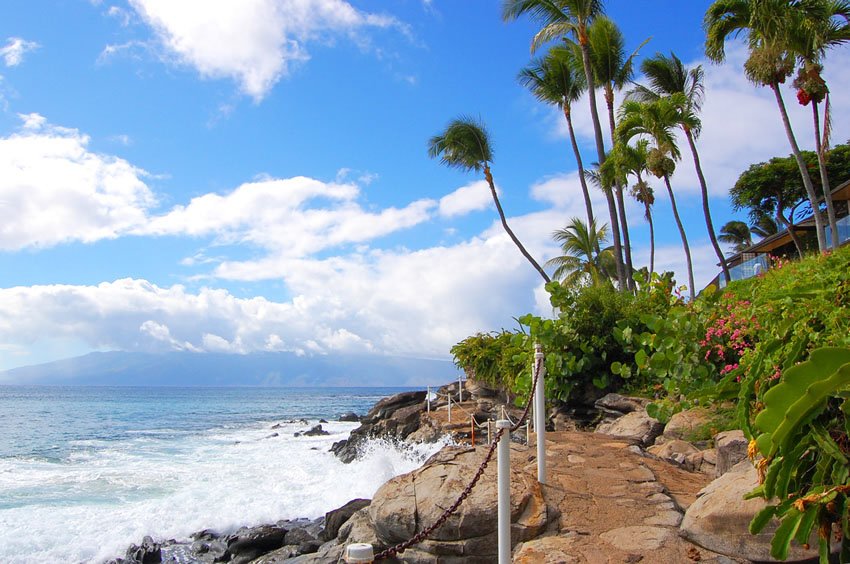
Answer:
579;15;648;289
750;212;779;239
517;46;595;226
618;96;696;300
628;51;731;283
790;0;850;248
545;218;615;287
719;220;755;253
704;0;828;252
428;116;551;284
503;0;627;288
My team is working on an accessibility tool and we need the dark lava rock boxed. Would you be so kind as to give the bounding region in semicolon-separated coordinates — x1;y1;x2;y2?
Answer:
225;524;287;564
302;424;329;437
298;539;322;555
331;390;426;463
338;411;361;422
320;498;371;542
124;535;162;564
319;418;328;423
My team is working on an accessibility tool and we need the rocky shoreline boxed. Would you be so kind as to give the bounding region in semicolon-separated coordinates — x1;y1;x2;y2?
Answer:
111;382;824;563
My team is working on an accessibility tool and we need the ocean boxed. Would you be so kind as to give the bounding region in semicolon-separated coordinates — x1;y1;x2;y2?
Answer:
0;386;446;563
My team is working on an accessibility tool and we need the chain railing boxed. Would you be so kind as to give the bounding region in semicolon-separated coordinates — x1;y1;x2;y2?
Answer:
372;354;544;560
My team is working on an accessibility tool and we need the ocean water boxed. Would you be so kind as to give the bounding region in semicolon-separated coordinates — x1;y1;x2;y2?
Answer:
0;386;447;563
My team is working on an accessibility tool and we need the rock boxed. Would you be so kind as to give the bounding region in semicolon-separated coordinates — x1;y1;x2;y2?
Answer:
714;430;748;478
595;411;663;446
338;412;360;422
297;539;322;555
595;393;649;416
225;524;287;564
369;444;555;561
680;461;822;562
514;535;580;563
320;498;371;541
319;418;328;423
301;424;329;437
331;390;428;463
662;408;713;442
284;528;315;546
685;448;718;475
600;526;675;551
124;535;161;564
646;439;701;467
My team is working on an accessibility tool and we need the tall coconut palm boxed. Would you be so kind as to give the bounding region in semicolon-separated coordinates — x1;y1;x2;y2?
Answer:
628;51;731;282
517;46;595;226
428;116;551;284
618;96;696;300
618;140;657;275
545;218;615;287
704;0;828;252
502;0;627;289
790;0;850;248
580;15;649;289
719;220;754;253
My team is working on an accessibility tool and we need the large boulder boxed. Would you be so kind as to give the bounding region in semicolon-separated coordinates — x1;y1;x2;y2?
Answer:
368;444;555;563
320;498;371;542
595;411;663;446
714;430;748;478
680;462;822;562
594;393;649;416
225;525;287;564
646;439;701;467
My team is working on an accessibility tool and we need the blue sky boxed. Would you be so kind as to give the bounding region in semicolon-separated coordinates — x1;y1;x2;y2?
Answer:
0;0;848;372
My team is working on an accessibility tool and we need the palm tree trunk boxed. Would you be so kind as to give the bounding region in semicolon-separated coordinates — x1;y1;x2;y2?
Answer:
771;83;827;252
579;39;626;290
646;205;655;275
565;108;595;227
684;129;730;283
484;166;550;284
812;101;839;248
663;175;695;300
605;95;634;291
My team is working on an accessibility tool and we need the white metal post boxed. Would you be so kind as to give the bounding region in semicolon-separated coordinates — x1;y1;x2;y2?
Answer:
497;419;512;564
448;393;452;423
427;386;431;414
534;343;547;484
458;374;463;403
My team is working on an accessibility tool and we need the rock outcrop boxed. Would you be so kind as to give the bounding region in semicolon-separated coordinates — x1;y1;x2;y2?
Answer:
330;390;427;463
595;410;663;446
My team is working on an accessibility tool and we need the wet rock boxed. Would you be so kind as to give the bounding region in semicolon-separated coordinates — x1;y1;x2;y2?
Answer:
320;498;371;542
124;535;161;564
338;412;361;422
225;524;287;564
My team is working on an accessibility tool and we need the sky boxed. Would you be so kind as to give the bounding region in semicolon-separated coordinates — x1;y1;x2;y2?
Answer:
0;0;848;372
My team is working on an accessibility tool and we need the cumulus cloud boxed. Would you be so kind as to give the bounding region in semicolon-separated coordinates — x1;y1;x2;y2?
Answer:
437;180;493;218
122;0;409;100
1;37;39;67
0;114;156;250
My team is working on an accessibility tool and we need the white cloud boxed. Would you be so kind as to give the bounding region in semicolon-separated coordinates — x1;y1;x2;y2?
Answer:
124;0;409;100
142;177;436;257
437;180;493;218
0;114;156;250
0;37;39;67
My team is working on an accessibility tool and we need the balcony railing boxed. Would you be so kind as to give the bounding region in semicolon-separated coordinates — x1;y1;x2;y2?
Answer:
719;254;770;289
825;215;850;249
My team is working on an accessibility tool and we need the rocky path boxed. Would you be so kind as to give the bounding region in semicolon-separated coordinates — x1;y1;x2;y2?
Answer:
514;431;739;563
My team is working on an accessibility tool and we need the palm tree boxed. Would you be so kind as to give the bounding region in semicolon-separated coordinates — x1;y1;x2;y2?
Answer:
704;0;828;252
517;46;595;226
428;116;551;284
545;218;615;287
618;140;657;274
502;0;627;289
580;15;649;289
790;0;850;248
719;220;754;253
750;212;779;239
628;52;731;283
618;96;696;300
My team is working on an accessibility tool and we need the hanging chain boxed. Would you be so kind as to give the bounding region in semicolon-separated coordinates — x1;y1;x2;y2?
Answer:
373;353;544;560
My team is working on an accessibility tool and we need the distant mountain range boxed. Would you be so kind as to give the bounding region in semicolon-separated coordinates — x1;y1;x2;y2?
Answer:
0;351;459;387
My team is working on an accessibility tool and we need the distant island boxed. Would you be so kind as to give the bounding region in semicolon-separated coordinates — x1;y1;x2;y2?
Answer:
0;351;458;387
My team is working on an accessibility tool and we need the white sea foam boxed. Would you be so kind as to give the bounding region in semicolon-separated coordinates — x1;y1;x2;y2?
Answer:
0;421;449;563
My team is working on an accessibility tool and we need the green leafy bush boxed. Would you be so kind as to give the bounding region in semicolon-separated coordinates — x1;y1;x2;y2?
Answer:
450;331;525;391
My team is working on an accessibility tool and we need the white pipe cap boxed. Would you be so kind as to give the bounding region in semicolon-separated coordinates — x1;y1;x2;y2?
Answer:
344;543;375;563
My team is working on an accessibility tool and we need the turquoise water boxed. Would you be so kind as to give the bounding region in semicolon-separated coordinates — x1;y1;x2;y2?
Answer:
0;385;443;563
